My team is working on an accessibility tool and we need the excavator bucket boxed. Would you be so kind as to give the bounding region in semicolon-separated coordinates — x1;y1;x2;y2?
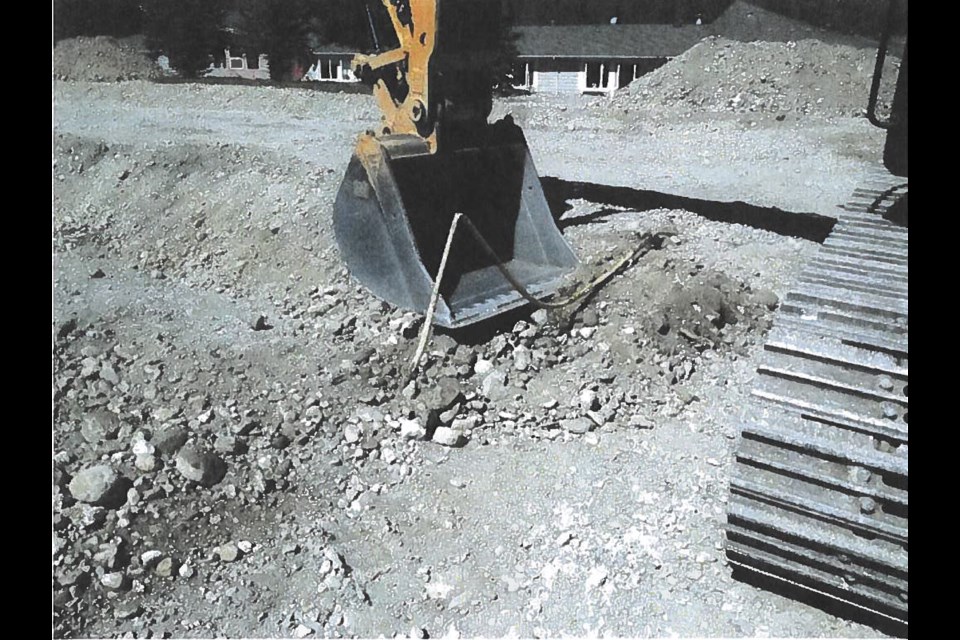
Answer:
333;124;578;328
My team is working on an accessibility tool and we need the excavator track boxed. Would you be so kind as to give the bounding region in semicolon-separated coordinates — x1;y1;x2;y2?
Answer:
725;168;908;626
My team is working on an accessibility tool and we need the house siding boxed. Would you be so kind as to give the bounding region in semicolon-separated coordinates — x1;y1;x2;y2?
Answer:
303;55;358;83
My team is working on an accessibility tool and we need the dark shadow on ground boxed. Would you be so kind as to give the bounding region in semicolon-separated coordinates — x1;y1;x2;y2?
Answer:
541;176;836;243
730;567;908;637
435;304;540;347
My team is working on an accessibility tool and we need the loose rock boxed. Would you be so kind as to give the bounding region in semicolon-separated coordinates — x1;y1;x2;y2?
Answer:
561;418;593;434
175;446;227;487
432;427;465;447
217;543;241;563
68;465;126;507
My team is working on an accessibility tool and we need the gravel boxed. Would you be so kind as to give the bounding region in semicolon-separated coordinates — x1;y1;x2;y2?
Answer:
53;30;896;640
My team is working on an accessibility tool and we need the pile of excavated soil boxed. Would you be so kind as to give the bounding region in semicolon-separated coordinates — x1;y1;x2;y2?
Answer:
53;81;892;638
54;36;159;82
614;36;900;118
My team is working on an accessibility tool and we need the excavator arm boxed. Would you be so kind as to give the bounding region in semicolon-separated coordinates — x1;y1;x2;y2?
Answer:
353;0;439;150
332;0;578;328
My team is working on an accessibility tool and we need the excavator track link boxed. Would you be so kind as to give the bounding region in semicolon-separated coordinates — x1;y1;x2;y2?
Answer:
726;168;908;626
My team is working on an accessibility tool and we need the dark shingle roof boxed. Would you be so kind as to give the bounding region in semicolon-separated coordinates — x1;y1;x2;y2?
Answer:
513;23;706;59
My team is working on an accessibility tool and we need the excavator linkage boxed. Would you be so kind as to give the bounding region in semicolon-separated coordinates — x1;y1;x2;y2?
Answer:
333;0;577;327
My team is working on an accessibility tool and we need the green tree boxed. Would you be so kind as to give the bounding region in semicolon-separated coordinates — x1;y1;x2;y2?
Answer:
239;0;318;82
143;0;227;78
54;0;144;42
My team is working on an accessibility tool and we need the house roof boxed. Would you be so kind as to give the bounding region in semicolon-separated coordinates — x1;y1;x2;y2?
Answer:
512;23;706;59
310;43;357;55
301;1;880;62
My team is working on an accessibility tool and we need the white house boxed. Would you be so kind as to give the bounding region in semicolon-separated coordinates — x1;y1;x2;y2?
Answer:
206;48;270;80
510;23;705;95
303;49;358;83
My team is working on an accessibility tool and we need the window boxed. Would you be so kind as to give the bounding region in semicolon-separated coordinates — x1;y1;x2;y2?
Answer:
510;62;530;87
319;59;334;80
585;62;609;89
229;57;244;69
248;55;259;70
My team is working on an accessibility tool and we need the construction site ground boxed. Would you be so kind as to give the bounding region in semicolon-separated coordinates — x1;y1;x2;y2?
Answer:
53;36;900;639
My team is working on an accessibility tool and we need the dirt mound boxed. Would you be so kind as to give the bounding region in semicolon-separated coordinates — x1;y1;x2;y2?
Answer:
53;82;885;638
54;35;159;82
615;36;899;118
710;0;874;47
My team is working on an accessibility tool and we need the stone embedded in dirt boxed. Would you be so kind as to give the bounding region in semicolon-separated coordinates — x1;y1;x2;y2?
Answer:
751;288;780;311
579;389;600;411
450;415;480;432
94;541;128;570
135;452;158;473
80;357;100;379
153;426;189;456
438;403;461;425
586;411;607;427
83;409;122;441
561;418;593;434
234;420;260;436
294;624;314;638
581;308;599;327
64;503;107;530
421;377;464;413
513;347;531;371
155;557;178;577
361;435;380;451
271;434;292;450
344;424;361;444
175;446;227;487
432;427;465;447
399;419;426;440
100;363;120;384
178;562;194;579
140;550;162;568
237;540;254;554
474;358;494;375
56;566;89;588
114;601;142;620
480;370;508;399
628;414;655;429
217;543;241;563
101;571;127;591
531;309;549;325
214;435;244;455
251;315;272;331
56;318;78;339
69;465;127;507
